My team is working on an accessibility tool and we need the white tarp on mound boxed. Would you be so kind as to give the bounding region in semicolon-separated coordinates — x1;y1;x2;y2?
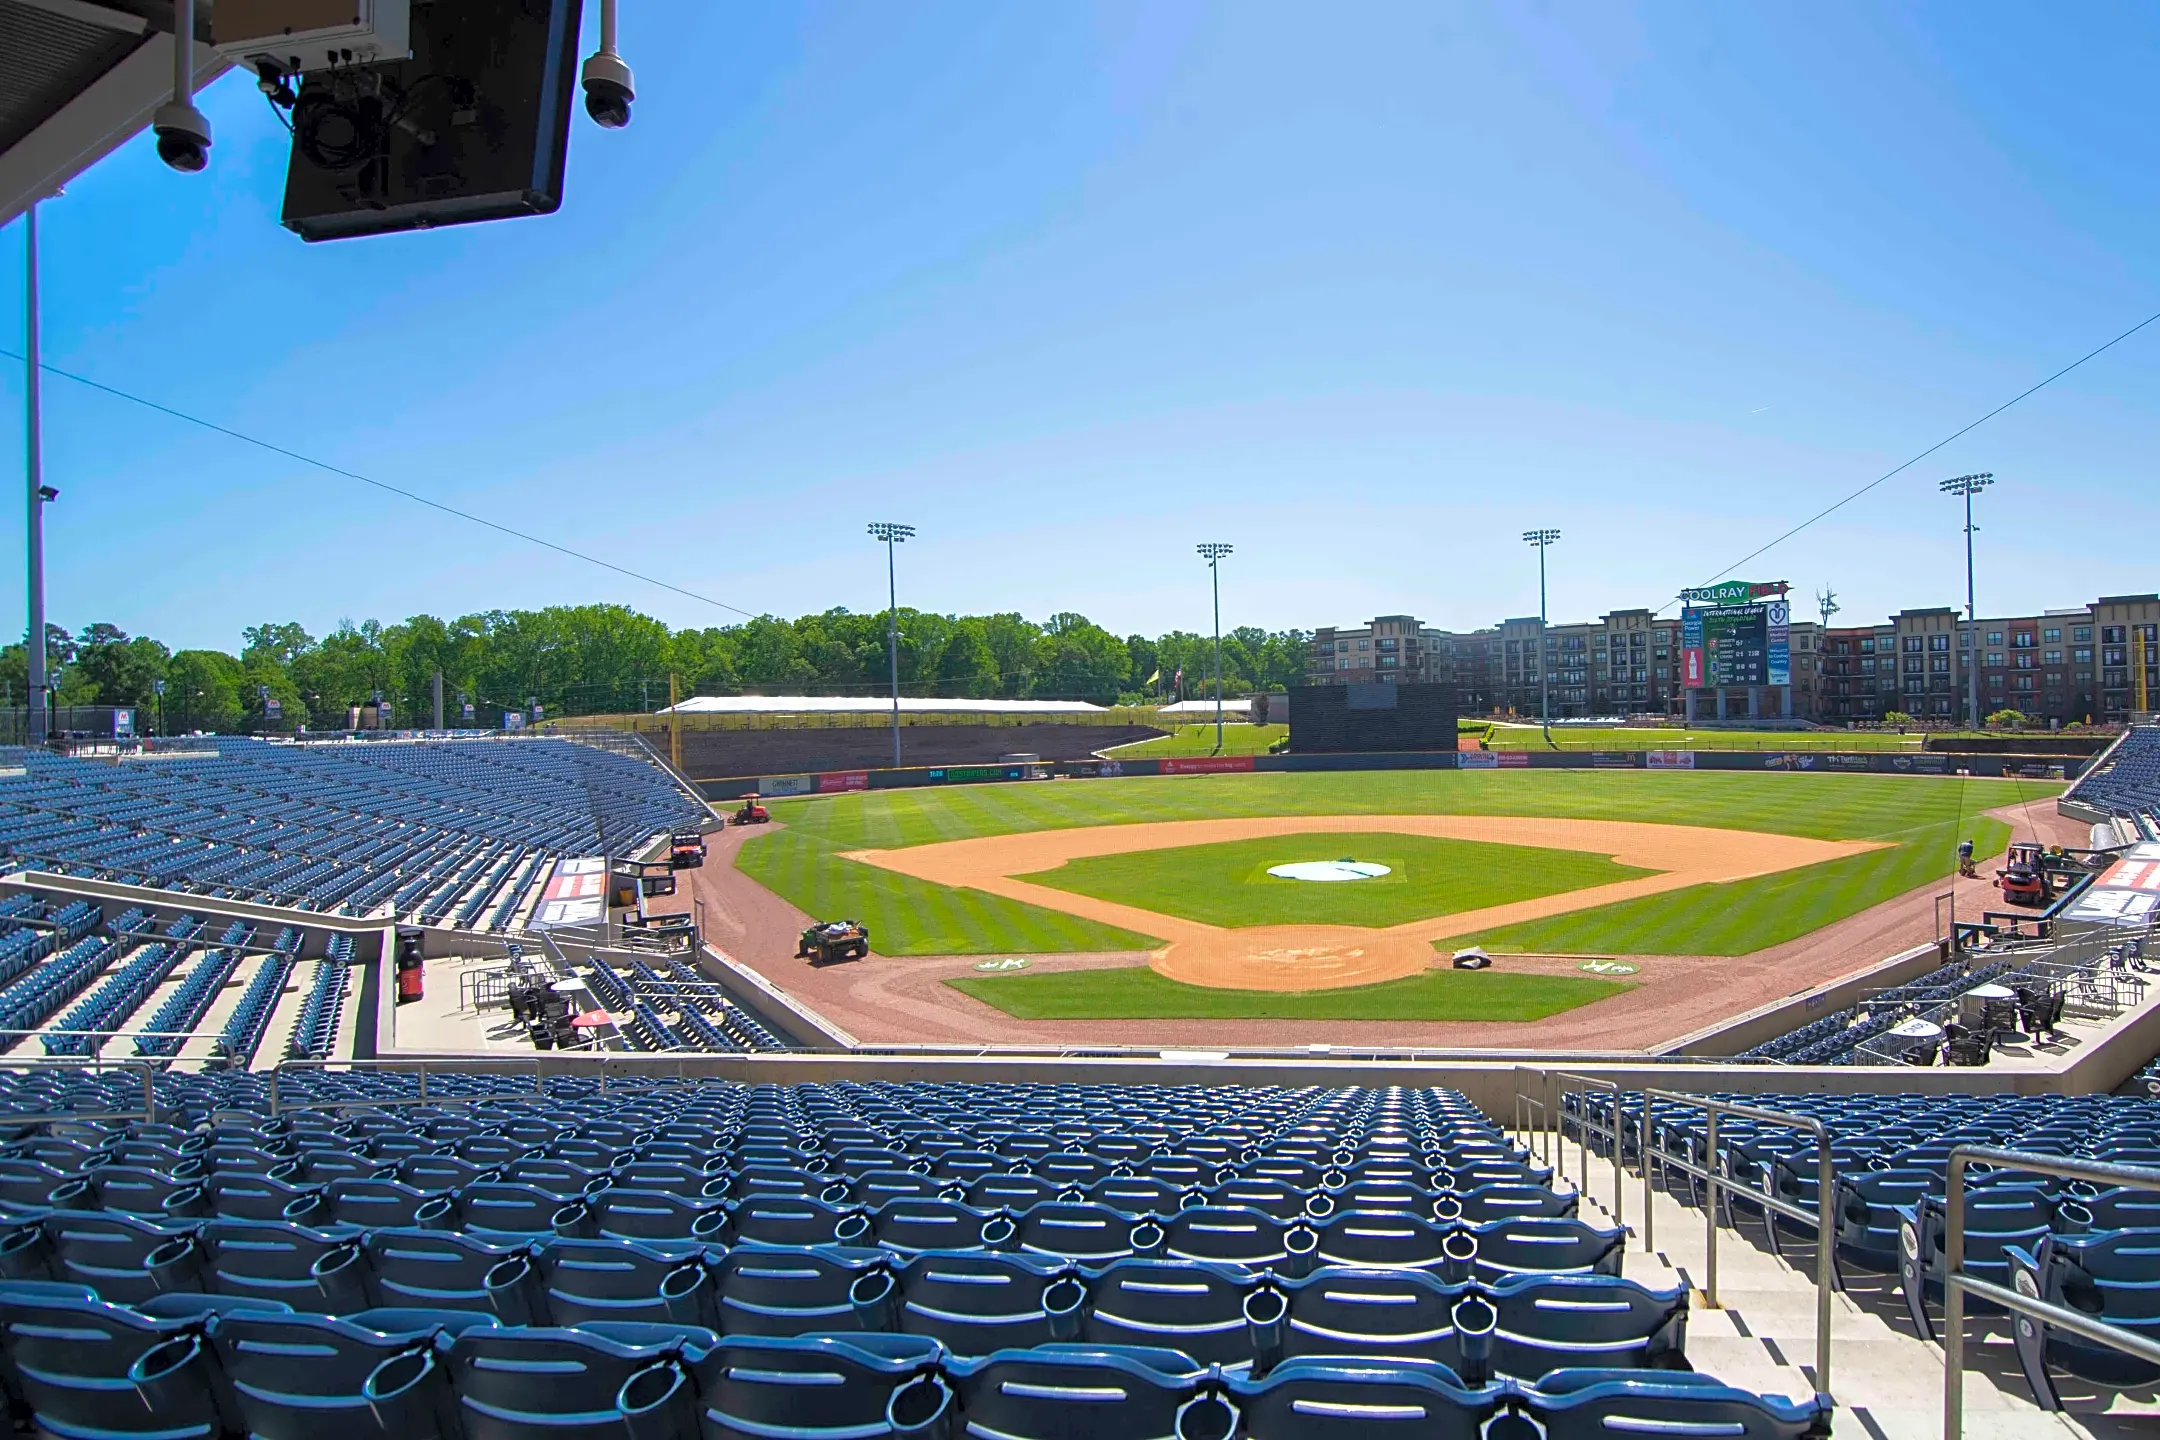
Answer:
1156;699;1253;716
661;696;1108;715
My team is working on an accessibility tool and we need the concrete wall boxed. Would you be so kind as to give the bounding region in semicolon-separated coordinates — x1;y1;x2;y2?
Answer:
1659;942;1946;1057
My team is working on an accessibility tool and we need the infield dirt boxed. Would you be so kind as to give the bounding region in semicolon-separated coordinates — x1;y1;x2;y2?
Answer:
840;815;1880;991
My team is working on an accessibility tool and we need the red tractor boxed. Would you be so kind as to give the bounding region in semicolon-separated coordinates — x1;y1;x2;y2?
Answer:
733;796;771;826
1996;841;2047;907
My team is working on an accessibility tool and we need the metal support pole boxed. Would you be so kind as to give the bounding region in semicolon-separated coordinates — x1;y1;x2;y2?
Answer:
1964;484;1977;730
887;540;900;767
1702;1109;1719;1307
1212;560;1223;752
25;203;48;746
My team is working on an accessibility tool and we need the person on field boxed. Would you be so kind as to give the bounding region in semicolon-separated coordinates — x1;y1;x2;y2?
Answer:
1956;837;1976;879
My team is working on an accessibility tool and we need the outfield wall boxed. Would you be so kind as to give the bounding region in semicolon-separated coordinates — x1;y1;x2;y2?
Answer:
695;747;2087;801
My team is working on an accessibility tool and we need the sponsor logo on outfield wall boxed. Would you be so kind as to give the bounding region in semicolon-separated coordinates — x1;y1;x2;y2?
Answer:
1161;756;1257;775
1591;752;1638;769
817;771;869;793
1495;752;1530;768
1644;751;1695;770
758;774;816;797
1458;752;1500;770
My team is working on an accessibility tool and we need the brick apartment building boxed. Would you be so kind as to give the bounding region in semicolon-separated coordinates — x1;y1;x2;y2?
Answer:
1310;609;1820;720
1814;594;2160;725
1307;594;2160;726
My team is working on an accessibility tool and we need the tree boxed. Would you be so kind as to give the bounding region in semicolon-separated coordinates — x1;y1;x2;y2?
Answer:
166;650;245;734
1986;708;2029;730
73;631;170;712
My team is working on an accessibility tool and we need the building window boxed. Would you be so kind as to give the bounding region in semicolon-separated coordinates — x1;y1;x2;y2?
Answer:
2014;675;2035;692
1904;636;1924;653
2104;626;2126;644
2075;627;2093;643
1986;652;2004;666
2074;647;2094;663
2044;628;2062;643
2043;649;2061;664
1860;638;1876;653
1986;631;2004;646
2011;632;2036;648
1929;656;1950;674
1929;634;1951;652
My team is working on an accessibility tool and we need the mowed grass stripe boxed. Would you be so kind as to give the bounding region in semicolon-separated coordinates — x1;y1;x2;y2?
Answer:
947;965;1632;1021
1456;815;2010;956
738;772;2053;958
736;827;1158;956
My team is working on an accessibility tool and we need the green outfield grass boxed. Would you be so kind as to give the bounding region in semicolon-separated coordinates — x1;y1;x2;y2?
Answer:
1102;724;1287;757
1021;832;1651;929
946;964;1631;1021
735;769;2060;957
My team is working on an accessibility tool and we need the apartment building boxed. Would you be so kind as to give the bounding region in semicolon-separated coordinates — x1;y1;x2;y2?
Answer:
1307;616;1444;687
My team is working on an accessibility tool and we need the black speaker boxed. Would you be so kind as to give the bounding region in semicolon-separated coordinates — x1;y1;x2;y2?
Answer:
281;0;584;242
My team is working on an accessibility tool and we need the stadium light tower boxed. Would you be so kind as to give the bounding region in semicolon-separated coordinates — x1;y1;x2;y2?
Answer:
1523;529;1561;736
1939;474;1993;730
1197;543;1234;753
868;523;915;767
23;202;50;746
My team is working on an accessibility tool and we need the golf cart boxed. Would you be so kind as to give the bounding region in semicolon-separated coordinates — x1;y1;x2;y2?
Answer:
668;831;707;869
798;920;870;965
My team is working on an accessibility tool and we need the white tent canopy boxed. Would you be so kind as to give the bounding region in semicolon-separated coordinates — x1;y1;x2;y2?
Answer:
660;695;1110;715
1155;699;1254;716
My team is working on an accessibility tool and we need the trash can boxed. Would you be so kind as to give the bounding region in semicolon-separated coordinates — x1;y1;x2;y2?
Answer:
395;930;425;1005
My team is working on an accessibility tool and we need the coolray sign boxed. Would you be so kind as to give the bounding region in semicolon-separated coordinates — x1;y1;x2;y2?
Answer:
1678;580;1790;606
534;857;606;927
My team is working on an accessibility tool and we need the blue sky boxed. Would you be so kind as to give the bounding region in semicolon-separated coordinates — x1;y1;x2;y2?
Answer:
4;0;2159;653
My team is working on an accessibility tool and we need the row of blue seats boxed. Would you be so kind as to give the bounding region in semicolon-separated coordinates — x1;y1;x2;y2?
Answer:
0;1287;1832;1440
288;939;355;1062
0;1215;1645;1371
213;941;299;1069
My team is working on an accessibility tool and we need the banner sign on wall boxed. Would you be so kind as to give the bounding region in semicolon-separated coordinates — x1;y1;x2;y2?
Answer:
1496;752;1530;768
817;771;869;793
1644;751;1695;770
1162;756;1257;776
759;774;815;797
1458;751;1500;770
1766;600;1791;686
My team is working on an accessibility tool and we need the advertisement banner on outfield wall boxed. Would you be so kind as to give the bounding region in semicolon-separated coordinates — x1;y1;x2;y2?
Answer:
1458;752;1499;769
1644;751;1695;770
817;771;869;793
759;774;815;797
1820;754;1873;771
1591;753;1638;769
1161;756;1256;775
1496;752;1530;768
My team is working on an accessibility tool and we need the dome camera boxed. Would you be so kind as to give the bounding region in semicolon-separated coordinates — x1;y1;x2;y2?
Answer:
581;50;635;128
153;99;211;173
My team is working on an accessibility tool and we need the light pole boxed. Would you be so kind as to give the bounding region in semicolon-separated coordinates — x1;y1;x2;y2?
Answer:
868;522;914;767
1197;543;1233;753
1940;473;1993;730
24;202;50;746
1523;529;1561;738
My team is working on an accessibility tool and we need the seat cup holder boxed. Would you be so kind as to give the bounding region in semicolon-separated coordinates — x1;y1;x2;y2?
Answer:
1043;1275;1087;1339
1175;1390;1238;1440
551;1201;594;1237
908;1159;934;1175
1331;1150;1356;1170
47;1178;95;1212
1129;1221;1165;1255
1440;1228;1479;1284
819;1181;854;1206
362;1345;440;1427
848;1266;896;1325
413;1194;458;1230
1433;1193;1465;1223
834;1211;873;1245
1242;1283;1287;1374
979;1214;1017;1250
887;1373;954;1439
1303;1193;1336;1221
144;1235;204;1293
1213;1167;1237;1187
1283;1225;1318;1277
1451;1293;1496;1384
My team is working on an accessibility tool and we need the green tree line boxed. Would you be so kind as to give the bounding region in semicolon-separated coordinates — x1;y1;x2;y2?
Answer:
1;607;1311;733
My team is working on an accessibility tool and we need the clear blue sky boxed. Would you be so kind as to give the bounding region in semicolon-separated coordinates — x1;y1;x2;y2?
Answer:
4;1;2159;653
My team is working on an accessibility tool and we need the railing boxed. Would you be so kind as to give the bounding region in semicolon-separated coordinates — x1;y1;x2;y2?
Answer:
1640;1089;1836;1394
0;1057;160;1123
1942;1146;2160;1440
1513;1068;1626;1233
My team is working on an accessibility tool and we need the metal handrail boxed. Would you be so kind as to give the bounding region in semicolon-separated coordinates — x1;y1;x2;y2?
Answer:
1549;1071;1625;1232
1942;1145;2160;1440
0;1057;159;1124
269;1057;547;1115
1641;1089;1835;1394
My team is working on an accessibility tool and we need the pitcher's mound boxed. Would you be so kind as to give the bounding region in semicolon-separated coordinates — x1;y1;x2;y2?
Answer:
1153;925;1436;992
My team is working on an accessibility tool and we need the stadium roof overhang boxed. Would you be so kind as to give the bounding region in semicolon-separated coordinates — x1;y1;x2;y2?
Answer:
0;0;226;228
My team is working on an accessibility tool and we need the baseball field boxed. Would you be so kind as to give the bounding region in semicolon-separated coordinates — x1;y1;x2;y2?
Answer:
730;768;2061;1026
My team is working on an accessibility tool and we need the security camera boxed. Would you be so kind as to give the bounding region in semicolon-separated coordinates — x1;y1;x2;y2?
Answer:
36;486;58;502
153;99;211;173
581;49;634;128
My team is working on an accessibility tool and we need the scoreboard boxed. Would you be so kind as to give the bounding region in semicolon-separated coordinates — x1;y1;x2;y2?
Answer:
1680;583;1791;690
